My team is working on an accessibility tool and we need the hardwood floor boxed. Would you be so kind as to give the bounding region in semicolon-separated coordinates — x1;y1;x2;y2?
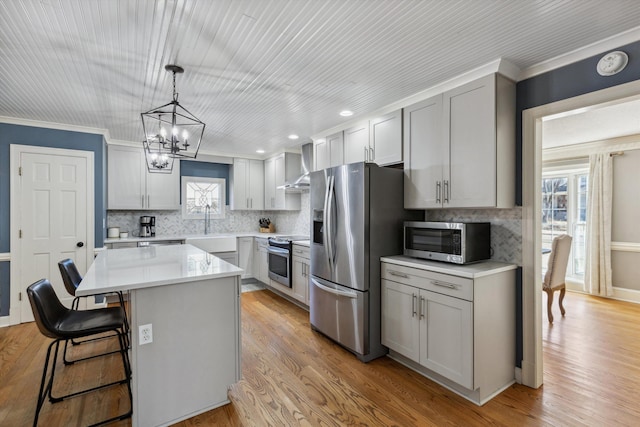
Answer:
2;289;640;426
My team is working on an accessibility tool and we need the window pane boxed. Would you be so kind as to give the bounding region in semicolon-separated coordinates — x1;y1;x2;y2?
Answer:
182;177;226;219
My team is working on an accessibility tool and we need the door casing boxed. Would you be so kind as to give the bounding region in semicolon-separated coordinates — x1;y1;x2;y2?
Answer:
9;144;95;325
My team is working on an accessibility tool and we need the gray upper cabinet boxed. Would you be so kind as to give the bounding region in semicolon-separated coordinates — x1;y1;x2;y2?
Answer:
313;138;329;171
343;121;370;165
327;131;344;167
230;158;264;210
404;73;515;209
314;131;344;171
369;109;402;166
264;152;301;210
403;95;443;209
107;145;180;210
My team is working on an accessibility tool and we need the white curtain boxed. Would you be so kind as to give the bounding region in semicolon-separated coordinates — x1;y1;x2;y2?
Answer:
584;153;613;296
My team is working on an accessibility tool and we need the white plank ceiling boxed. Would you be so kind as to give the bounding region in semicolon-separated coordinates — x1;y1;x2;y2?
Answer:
1;0;640;158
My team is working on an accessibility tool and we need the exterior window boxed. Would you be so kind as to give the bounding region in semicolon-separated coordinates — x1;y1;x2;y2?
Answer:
182;177;225;219
541;168;588;279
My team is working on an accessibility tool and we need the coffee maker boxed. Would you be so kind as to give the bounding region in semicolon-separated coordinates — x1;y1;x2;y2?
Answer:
139;216;154;237
150;216;156;236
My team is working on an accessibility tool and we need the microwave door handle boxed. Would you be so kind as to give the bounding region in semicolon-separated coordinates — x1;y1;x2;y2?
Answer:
311;277;357;299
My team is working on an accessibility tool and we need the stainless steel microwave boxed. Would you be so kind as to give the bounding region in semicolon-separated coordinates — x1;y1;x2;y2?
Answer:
403;221;491;264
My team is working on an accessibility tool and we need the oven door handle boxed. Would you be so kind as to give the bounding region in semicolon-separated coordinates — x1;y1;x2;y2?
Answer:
311;278;357;299
267;246;290;256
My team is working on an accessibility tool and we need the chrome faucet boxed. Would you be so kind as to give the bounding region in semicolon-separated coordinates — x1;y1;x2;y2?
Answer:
204;204;211;235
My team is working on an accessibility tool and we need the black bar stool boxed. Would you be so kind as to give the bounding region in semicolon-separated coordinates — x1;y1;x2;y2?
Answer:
27;279;132;427
58;258;130;363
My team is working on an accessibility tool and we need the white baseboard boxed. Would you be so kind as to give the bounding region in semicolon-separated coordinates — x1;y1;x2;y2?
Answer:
565;283;640;304
0;316;10;328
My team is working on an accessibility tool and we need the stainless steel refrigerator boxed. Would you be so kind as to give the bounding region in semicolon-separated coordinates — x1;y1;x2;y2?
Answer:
309;162;421;362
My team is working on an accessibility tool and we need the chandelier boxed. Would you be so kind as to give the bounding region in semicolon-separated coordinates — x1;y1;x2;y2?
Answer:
141;64;206;173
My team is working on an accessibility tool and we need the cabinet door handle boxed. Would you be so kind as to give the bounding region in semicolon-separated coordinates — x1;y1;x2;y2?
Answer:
436;181;441;204
419;296;425;319
389;270;409;279
412;293;417;317
431;280;457;290
141;195;145;208
250;198;253;208
443;180;449;204
364;146;368;162
147;195;150;208
369;147;374;162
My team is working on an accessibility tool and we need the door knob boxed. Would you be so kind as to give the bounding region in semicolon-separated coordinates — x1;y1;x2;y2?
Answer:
76;242;84;248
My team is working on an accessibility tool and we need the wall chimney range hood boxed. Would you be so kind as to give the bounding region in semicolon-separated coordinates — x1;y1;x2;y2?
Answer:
282;143;313;191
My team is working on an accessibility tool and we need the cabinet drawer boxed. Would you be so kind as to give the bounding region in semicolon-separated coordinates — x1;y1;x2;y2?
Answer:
292;245;310;259
381;262;473;301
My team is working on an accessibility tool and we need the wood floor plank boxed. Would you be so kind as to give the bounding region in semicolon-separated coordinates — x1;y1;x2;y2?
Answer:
3;289;640;426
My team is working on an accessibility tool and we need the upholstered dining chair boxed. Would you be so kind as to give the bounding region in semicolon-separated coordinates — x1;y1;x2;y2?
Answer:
58;258;130;364
27;278;132;426
543;234;573;323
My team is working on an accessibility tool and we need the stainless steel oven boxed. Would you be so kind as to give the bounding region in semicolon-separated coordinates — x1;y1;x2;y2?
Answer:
267;237;292;287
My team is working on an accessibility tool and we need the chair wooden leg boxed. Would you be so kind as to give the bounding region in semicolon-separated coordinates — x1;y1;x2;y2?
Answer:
559;286;566;316
544;289;554;323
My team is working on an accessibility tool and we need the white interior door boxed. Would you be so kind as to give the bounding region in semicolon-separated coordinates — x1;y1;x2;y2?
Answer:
11;145;94;323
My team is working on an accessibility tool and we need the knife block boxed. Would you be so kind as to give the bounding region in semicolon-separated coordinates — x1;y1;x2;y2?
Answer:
259;224;276;233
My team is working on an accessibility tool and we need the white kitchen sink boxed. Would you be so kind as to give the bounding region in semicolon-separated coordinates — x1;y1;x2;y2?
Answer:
185;236;237;253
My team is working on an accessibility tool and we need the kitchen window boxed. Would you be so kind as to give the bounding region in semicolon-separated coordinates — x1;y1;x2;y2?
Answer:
182;177;225;219
542;165;588;279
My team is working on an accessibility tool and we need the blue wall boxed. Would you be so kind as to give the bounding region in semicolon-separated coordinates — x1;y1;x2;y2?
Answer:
0;122;106;316
513;40;640;367
516;40;640;204
180;160;230;205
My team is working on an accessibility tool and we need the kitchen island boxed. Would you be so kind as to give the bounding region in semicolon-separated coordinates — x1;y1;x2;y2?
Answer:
77;244;243;427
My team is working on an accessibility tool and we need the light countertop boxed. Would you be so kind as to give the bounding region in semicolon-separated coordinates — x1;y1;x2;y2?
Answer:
293;240;310;247
381;255;517;279
78;244;243;295
104;231;307;245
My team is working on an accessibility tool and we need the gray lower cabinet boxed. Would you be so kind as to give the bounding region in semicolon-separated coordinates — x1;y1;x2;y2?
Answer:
381;257;516;405
237;237;254;279
292;244;310;305
216;251;238;267
254;237;270;284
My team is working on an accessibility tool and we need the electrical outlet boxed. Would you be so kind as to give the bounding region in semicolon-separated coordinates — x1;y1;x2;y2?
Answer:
139;324;153;345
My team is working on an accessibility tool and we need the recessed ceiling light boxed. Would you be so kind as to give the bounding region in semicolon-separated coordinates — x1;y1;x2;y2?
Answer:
288;134;299;140
256;149;265;154
339;110;353;117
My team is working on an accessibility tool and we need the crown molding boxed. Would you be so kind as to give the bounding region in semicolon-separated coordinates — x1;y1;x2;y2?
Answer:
312;58;520;140
0;116;110;139
519;26;640;80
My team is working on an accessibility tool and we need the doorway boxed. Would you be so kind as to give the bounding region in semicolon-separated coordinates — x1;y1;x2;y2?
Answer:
521;79;640;388
9;145;95;324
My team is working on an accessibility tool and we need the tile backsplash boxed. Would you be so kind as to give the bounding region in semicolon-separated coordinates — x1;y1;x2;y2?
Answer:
426;207;522;265
107;192;311;238
107;194;520;265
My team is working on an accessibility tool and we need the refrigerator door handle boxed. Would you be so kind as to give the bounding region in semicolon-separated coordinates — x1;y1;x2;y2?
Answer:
322;174;333;271
326;175;336;272
311;277;357;299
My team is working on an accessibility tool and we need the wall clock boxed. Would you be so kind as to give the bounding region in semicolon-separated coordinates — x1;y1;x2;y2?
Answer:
596;50;628;76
